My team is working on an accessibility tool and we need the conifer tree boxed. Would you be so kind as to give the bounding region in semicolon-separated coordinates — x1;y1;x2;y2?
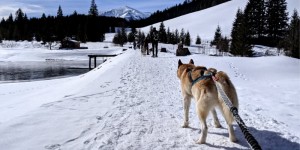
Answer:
14;8;25;40
284;10;300;58
7;13;13;22
174;29;179;44
57;5;63;17
6;14;14;40
56;5;65;41
159;22;167;43
113;30;121;46
196;35;201;44
41;13;46;20
230;9;253;57
24;14;28;21
184;31;191;46
89;0;99;16
121;27;127;45
72;10;78;16
265;0;288;45
180;28;185;43
169;32;175;45
113;28;127;47
211;25;222;46
127;32;134;42
244;0;265;40
77;24;87;43
15;8;25;21
166;27;171;44
127;28;136;43
218;36;229;55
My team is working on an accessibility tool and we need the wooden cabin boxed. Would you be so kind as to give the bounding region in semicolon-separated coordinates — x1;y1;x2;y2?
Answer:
60;37;80;49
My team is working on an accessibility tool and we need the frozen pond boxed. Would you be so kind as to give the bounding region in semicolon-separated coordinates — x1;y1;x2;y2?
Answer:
0;40;123;82
0;60;102;82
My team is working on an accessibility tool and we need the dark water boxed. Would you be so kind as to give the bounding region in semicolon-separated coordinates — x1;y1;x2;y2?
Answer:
0;61;92;82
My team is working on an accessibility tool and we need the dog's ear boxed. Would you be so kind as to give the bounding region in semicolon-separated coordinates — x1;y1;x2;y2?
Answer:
178;59;183;68
189;59;194;65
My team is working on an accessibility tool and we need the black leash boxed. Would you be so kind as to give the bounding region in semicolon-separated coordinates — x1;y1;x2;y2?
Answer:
213;78;262;150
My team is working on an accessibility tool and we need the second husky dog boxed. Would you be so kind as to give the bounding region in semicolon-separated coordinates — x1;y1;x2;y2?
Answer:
177;59;239;144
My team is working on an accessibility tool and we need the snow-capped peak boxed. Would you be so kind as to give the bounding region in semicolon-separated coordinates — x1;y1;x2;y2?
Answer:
101;6;151;21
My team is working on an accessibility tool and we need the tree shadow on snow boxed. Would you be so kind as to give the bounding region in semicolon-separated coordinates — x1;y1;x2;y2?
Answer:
209;125;300;150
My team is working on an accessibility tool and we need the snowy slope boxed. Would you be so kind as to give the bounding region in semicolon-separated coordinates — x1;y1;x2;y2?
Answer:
101;6;150;21
0;47;299;149
141;0;300;41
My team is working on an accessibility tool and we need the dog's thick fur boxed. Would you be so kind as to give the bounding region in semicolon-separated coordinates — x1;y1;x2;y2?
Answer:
177;59;239;144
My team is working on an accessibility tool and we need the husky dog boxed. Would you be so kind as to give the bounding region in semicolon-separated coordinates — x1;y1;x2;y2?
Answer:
177;59;239;144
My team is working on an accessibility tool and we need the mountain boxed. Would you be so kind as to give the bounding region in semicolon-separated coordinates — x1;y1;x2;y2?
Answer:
101;6;151;21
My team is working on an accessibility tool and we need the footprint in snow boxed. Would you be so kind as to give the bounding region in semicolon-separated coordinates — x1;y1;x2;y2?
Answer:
285;113;293;117
64;94;73;98
96;116;102;120
255;108;262;111
270;119;280;125
45;144;61;150
84;140;90;144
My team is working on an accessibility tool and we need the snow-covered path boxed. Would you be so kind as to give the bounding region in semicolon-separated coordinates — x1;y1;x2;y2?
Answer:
0;49;299;150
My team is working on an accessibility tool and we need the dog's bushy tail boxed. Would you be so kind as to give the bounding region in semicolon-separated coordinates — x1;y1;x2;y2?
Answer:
215;71;239;109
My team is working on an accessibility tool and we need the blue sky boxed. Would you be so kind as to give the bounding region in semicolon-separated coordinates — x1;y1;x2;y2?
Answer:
0;0;183;19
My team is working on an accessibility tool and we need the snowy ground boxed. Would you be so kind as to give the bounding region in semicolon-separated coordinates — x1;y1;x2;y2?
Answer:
0;43;299;149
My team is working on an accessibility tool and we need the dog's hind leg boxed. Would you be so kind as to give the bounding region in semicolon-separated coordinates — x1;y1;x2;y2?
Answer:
196;90;212;144
220;104;237;142
196;104;209;144
182;95;191;128
211;109;221;128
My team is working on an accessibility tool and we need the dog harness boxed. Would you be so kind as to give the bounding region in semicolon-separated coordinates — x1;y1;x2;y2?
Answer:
188;67;213;86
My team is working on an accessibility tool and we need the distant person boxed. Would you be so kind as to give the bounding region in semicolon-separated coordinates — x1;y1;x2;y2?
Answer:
144;36;150;55
178;41;183;50
133;31;138;50
151;27;159;57
133;40;136;50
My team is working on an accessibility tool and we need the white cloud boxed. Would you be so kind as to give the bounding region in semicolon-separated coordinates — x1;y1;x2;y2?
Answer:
0;6;16;19
0;2;44;19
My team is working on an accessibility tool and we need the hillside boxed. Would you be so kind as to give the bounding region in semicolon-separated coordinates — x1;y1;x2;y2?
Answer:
141;0;300;41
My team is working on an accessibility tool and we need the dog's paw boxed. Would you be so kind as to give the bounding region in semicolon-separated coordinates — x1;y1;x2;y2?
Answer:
182;124;189;128
196;139;206;144
214;123;222;128
230;137;238;143
182;122;189;128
